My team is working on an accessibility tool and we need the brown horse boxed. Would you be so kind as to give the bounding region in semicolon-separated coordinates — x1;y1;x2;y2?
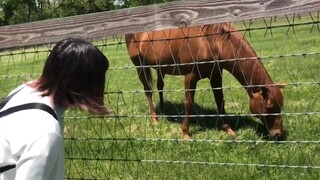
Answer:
125;23;286;140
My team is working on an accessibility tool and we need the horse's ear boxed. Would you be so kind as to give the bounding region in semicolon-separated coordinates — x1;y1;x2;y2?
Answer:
252;90;273;109
266;99;274;109
252;90;263;99
275;82;287;92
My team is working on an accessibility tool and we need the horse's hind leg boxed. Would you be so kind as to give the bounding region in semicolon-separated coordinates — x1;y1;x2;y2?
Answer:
157;71;165;112
210;71;235;136
137;66;158;124
182;73;199;140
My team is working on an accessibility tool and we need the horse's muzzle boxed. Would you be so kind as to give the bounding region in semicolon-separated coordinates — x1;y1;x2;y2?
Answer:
269;130;287;141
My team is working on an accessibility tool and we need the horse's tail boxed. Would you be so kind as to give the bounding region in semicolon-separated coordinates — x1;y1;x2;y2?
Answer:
125;33;153;89
125;34;141;60
124;34;135;46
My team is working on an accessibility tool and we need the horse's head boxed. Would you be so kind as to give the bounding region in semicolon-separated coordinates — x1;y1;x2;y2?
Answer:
249;83;287;140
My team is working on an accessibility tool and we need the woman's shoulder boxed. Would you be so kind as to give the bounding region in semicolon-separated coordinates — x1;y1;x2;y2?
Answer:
7;83;50;105
7;84;27;96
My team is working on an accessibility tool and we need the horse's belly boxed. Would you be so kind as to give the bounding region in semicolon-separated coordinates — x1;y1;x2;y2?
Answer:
156;66;191;75
155;63;214;77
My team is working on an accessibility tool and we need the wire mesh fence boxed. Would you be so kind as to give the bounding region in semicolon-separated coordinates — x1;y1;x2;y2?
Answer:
1;12;320;179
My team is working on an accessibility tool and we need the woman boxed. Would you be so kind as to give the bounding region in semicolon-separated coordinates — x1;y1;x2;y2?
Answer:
0;38;110;180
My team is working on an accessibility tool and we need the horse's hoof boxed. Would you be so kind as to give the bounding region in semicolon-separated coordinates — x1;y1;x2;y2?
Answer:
227;130;236;137
151;116;158;125
183;134;190;140
222;124;236;137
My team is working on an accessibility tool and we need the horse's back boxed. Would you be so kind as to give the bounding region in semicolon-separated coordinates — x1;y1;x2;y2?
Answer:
125;26;212;63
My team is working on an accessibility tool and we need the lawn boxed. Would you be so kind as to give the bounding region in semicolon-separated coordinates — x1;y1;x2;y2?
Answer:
0;14;320;179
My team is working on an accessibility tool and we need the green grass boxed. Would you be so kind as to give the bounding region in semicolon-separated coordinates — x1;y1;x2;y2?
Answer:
1;14;320;179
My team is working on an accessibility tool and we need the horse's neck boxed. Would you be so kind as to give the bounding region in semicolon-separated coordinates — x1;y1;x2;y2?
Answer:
226;51;280;101
221;36;274;93
212;23;280;102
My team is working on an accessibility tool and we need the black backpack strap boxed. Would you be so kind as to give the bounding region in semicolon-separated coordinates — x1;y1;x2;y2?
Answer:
0;103;58;120
0;164;15;173
0;87;58;120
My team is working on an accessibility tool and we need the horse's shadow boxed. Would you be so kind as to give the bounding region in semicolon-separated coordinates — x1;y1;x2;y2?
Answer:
155;101;270;138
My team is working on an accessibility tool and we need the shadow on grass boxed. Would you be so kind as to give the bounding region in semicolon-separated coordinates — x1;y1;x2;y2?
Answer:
155;101;270;139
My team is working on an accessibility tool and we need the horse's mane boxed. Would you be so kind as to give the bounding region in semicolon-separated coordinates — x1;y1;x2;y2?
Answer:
203;23;257;57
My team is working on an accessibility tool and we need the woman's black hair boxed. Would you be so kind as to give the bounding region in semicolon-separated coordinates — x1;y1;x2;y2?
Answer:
36;37;110;115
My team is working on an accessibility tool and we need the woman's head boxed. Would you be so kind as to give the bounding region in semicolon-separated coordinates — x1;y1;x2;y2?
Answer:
36;37;110;115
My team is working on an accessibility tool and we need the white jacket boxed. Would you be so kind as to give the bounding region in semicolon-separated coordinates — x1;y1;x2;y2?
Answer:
0;84;64;180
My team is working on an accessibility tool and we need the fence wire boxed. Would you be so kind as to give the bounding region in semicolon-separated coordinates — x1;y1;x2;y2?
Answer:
1;13;320;179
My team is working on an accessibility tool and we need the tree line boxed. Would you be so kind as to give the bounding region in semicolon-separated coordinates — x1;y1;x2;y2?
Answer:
0;0;176;26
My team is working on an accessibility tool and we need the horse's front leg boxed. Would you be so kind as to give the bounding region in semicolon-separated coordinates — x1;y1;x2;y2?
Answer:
211;71;226;114
210;71;235;136
182;73;199;140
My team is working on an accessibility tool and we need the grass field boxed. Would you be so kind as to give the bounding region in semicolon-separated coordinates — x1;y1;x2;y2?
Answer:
1;14;320;179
